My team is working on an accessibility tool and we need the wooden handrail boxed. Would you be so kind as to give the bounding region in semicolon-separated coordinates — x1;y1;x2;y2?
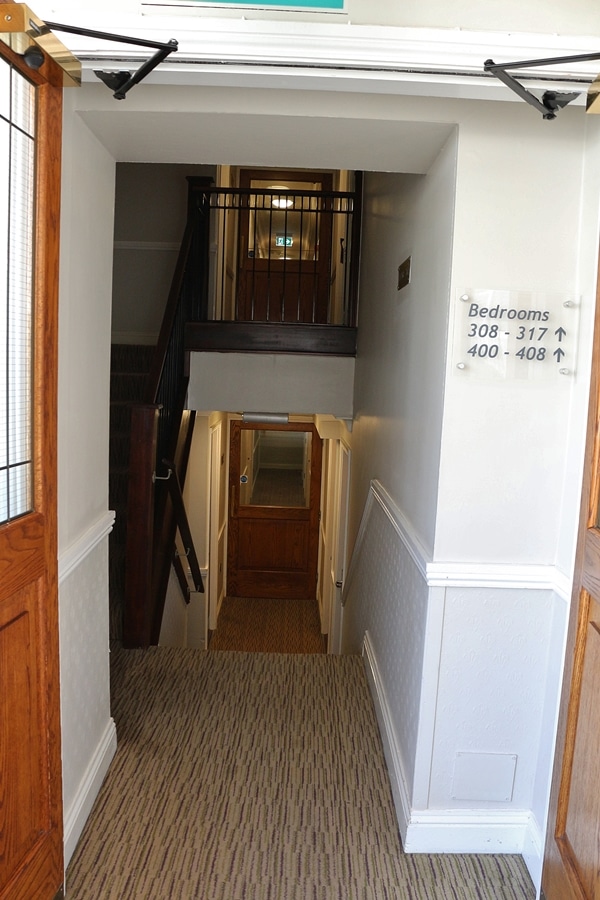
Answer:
147;219;194;403
162;457;204;594
173;549;191;605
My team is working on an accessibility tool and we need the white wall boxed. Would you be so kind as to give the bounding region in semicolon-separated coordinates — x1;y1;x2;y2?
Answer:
112;162;216;344
352;138;457;557
36;0;600;37
188;352;355;419
348;0;600;34
435;103;590;566
343;99;598;891
58;92;117;867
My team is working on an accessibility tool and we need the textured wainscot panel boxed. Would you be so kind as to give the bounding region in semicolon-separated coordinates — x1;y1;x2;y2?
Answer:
59;517;117;866
428;586;552;813
342;481;430;822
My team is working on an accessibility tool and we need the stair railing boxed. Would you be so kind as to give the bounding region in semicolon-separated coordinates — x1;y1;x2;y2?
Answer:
163;456;204;597
123;182;211;647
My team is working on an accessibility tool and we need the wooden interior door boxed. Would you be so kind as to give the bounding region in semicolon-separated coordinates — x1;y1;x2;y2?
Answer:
0;28;64;900
227;421;322;599
542;257;600;900
237;169;334;324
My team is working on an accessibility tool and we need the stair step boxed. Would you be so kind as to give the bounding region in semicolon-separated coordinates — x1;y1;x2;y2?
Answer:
110;434;131;471
110;372;148;403
111;343;155;374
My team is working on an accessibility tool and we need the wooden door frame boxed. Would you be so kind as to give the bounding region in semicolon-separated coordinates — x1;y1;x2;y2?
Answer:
329;440;350;654
542;252;600;898
0;26;64;900
226;419;322;599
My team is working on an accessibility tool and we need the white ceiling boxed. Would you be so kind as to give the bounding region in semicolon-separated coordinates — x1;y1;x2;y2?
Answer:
79;106;455;172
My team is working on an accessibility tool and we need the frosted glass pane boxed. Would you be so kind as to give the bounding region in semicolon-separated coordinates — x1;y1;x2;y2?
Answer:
0;58;35;524
12;66;35;137
9;462;31;517
0;118;8;471
8;128;34;466
0;55;9;120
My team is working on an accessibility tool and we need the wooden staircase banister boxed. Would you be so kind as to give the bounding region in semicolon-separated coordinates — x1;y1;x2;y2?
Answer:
162;457;204;595
123;182;212;648
147;218;194;403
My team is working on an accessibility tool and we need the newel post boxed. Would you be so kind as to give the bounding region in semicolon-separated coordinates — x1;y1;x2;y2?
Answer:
123;403;160;647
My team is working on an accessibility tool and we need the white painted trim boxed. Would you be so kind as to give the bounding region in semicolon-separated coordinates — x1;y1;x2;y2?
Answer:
521;811;544;891
362;630;412;845
363;609;545;863
43;6;600;101
349;480;573;601
68;15;600;86
370;479;431;580
58;511;115;584
111;331;158;346
114;240;180;252
402;808;532;855
426;561;572;601
63;718;117;868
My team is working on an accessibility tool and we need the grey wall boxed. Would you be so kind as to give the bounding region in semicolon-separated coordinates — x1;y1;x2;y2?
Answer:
112;162;216;344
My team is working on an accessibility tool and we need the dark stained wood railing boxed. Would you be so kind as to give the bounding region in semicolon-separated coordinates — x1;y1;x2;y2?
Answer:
185;174;362;355
123;181;211;648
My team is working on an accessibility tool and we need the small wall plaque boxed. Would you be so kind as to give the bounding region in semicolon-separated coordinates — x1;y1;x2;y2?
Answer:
397;257;411;291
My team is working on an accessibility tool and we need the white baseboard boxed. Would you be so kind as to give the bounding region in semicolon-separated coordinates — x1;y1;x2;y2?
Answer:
362;630;412;843
402;809;532;854
63;718;117;868
362;630;534;857
521;811;544;891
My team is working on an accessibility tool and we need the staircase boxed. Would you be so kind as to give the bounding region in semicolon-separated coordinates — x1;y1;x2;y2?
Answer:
109;344;154;642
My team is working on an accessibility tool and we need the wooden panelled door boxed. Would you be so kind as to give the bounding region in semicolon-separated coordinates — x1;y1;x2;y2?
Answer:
227;421;322;599
0;24;64;900
237;169;334;324
542;258;600;899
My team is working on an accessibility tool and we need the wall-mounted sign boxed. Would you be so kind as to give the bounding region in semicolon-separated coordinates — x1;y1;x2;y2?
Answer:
452;289;579;380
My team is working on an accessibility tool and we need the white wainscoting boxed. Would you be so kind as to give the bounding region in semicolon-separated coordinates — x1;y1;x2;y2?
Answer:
59;511;117;867
345;480;568;889
63;719;117;866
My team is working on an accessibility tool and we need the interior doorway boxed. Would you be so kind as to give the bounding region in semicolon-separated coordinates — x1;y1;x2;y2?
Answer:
237;168;334;323
227;420;322;599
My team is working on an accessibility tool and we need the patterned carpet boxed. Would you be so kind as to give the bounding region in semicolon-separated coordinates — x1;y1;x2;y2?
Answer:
65;647;535;899
209;595;326;653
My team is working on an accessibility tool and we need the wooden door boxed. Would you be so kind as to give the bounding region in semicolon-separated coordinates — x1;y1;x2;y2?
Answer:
542;257;600;899
0;28;64;900
237;169;334;324
227;421;322;599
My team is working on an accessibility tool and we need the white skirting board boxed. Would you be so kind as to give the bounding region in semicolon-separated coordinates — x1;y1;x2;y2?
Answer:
63;719;117;867
362;630;542;857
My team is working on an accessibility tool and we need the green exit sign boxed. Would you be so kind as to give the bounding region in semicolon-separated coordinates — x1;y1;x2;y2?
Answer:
276;234;294;247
